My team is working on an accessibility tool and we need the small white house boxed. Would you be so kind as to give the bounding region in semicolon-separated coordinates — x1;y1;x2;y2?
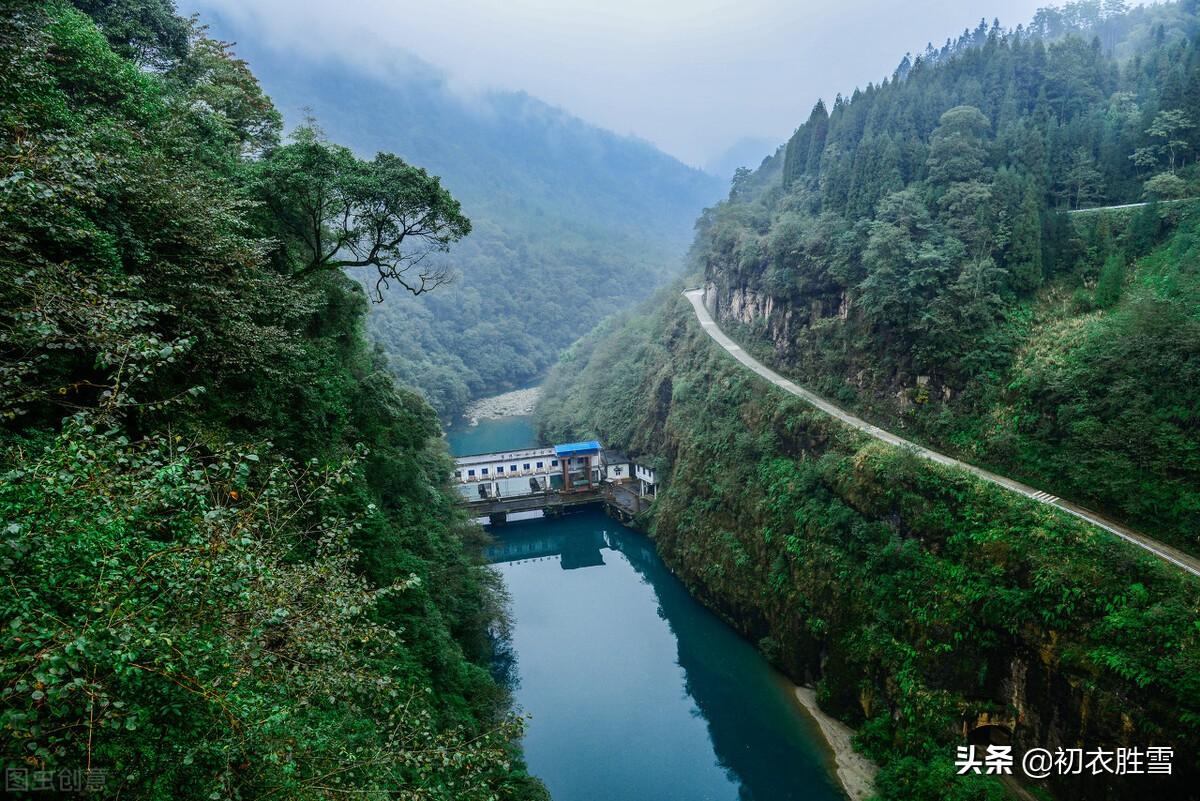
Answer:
603;451;632;482
634;462;657;498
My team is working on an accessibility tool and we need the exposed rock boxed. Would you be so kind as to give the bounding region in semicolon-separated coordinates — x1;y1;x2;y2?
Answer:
463;387;541;425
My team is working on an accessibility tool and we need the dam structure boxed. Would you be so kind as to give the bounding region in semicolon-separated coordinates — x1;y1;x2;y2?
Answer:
453;440;656;524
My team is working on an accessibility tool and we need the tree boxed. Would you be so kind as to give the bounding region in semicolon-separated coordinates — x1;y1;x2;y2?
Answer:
783;101;829;188
1062;147;1104;208
167;28;282;156
951;253;1007;332
1132;109;1195;173
857;189;954;336
1142;172;1189;200
926;106;991;186
1094;251;1127;308
804;100;831;175
937;179;993;254
729;166;754;200
254;126;471;301
71;0;190;69
1008;184;1044;291
1148;110;1194;171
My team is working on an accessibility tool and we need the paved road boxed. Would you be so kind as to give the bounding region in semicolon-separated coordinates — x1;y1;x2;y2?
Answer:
1067;198;1195;214
683;289;1200;578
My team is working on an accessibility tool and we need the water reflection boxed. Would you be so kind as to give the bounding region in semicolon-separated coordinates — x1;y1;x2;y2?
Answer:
486;527;608;570
489;511;841;801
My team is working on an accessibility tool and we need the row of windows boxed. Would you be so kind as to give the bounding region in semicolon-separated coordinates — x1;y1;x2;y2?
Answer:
452;459;648;482
455;460;556;479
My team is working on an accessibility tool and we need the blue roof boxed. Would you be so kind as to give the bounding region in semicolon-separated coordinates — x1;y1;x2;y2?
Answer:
554;440;602;457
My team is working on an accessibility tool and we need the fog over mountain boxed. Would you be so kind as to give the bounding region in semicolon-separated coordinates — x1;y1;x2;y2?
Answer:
193;10;725;417
705;136;782;180
188;0;1049;166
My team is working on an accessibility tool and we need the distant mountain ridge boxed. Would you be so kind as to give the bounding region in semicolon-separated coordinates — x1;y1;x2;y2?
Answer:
197;11;725;416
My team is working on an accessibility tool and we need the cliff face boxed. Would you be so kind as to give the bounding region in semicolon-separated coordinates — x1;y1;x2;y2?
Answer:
536;291;1200;801
695;196;1200;557
702;275;962;418
679;0;1200;556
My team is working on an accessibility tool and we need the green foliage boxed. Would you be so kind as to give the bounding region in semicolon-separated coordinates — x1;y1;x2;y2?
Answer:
538;293;1200;799
665;0;1200;551
252;125;471;300
927;106;991;186
1;426;522;799
227;41;723;420
69;0;189;68
0;4;543;798
542;3;1200;796
1094;251;1127;306
1143;170;1191;199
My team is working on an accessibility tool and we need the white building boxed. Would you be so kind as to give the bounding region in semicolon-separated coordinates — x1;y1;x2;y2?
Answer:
634;463;657;498
453;446;559;501
602;451;632;482
452;440;604;501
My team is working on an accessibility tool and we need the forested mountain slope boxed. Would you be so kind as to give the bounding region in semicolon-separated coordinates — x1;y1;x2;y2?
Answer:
0;3;543;798
685;0;1200;551
193;11;725;417
537;286;1200;801
537;2;1200;799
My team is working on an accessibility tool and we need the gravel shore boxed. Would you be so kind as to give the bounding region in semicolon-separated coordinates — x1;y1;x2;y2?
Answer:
463;387;541;425
793;686;878;801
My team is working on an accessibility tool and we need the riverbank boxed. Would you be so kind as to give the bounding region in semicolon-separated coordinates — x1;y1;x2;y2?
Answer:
793;686;878;801
463;386;541;425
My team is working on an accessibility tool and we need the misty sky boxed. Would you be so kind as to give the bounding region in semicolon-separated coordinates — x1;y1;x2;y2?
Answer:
188;0;1054;167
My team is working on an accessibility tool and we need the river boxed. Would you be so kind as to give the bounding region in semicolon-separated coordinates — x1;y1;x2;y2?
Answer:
447;413;845;801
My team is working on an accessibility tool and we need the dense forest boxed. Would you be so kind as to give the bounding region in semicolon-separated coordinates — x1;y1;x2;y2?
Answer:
538;288;1200;801
538;1;1200;799
193;18;724;418
0;2;544;798
690;0;1200;551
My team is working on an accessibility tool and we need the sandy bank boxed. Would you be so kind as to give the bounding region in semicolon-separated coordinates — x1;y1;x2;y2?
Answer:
793;686;878;801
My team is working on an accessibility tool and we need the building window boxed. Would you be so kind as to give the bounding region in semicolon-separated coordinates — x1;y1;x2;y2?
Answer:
523;463;530;470
497;466;504;473
536;461;544;468
510;464;518;472
613;466;623;476
454;470;461;479
481;468;488;475
551;459;558;467
468;469;476;477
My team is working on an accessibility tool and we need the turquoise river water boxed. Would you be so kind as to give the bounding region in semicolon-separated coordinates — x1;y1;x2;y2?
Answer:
446;414;844;801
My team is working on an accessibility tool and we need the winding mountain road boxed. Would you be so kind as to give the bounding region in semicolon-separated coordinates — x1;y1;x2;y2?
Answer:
683;289;1200;579
1066;197;1196;214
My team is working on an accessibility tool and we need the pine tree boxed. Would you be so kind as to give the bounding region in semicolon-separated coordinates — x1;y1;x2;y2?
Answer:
804;100;830;176
1009;183;1045;291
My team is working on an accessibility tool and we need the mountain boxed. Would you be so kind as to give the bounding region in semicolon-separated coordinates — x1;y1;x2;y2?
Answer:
537;2;1200;798
646;0;1200;553
195;12;726;417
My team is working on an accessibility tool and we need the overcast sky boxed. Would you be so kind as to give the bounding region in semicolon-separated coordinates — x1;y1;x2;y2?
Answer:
187;0;1052;167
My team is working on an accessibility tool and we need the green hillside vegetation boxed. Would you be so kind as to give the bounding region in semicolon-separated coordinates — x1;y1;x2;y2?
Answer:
201;32;725;417
538;2;1200;798
537;288;1200;801
682;0;1200;551
0;3;543;798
